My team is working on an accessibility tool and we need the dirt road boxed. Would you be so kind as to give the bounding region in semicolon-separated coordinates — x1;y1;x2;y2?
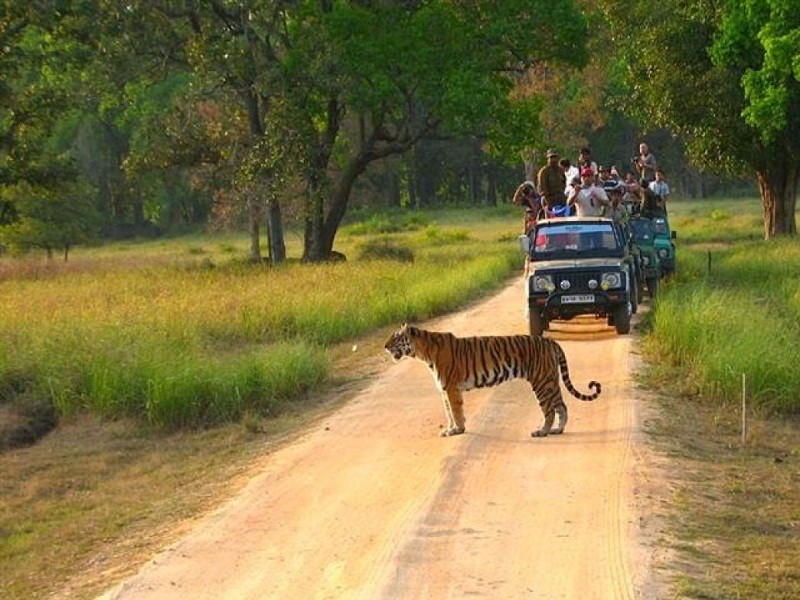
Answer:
100;280;661;599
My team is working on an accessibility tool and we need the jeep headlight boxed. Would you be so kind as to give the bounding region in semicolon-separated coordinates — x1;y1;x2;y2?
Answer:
532;274;555;293
658;248;668;258
601;272;622;290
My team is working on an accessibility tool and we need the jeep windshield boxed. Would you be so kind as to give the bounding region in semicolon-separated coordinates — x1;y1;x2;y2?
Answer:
531;220;624;259
652;217;669;235
630;218;655;243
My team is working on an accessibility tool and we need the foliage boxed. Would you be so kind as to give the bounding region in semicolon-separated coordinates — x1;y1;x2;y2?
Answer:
643;198;800;415
599;0;799;236
342;211;431;235
0;180;99;258
354;238;415;263
711;0;800;145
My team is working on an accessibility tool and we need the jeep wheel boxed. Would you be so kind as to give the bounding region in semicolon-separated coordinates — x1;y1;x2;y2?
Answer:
529;307;544;337
613;303;631;335
646;276;659;298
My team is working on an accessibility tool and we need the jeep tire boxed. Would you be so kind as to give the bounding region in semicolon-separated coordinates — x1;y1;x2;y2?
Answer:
613;303;631;335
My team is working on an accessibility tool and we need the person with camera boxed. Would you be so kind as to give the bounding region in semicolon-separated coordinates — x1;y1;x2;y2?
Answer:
512;180;543;234
632;142;657;184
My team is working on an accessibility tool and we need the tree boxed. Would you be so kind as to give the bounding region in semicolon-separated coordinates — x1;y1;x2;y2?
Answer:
602;0;798;238
0;179;99;260
288;0;589;261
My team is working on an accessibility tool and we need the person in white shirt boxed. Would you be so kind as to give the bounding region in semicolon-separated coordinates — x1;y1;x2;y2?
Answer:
648;168;670;210
560;158;580;196
567;167;609;217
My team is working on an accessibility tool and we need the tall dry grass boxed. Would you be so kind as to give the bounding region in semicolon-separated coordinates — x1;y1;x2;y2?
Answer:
0;208;521;428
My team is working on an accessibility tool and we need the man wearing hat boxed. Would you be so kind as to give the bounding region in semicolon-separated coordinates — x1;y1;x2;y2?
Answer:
536;149;567;211
567;167;610;217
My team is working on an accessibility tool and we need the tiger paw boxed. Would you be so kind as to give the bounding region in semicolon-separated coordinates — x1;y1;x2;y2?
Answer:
531;429;549;438
439;426;465;437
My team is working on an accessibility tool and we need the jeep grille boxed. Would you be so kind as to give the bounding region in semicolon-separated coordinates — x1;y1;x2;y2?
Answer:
546;269;624;293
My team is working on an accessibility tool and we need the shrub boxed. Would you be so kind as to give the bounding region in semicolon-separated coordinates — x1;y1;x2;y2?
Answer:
354;238;415;262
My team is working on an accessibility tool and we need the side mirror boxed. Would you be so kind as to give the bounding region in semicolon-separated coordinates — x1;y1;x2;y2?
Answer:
671;231;677;240
518;234;531;254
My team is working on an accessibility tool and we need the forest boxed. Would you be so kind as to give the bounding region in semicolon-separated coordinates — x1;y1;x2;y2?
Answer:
0;0;798;264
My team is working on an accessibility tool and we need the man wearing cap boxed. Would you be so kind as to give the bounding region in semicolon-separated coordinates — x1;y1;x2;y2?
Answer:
536;149;567;210
567;167;610;217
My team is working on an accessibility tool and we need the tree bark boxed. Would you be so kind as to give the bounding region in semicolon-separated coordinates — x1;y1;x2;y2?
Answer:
243;88;287;264
521;149;538;182
247;194;262;263
757;166;797;238
317;156;370;258
266;199;285;264
486;166;497;206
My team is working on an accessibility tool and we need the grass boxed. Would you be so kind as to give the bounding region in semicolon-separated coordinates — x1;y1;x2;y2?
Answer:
640;196;800;598
0;206;525;599
648;199;800;415
0;208;520;430
2;199;799;598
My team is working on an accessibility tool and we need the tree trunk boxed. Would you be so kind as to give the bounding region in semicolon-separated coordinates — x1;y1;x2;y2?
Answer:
305;156;369;262
521;149;538;182
243;88;287;264
303;175;326;261
757;166;798;239
247;194;262;263
486;166;497;206
385;163;401;208
267;199;286;265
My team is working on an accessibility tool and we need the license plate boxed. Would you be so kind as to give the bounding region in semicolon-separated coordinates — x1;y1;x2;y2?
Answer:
561;294;594;304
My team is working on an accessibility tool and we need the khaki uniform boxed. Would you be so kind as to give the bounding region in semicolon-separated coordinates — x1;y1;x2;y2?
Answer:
536;164;566;209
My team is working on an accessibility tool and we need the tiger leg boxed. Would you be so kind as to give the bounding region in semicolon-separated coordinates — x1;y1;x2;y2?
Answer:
439;388;466;437
531;382;567;437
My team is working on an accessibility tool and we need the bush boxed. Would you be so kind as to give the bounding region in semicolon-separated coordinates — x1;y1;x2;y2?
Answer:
354;238;415;262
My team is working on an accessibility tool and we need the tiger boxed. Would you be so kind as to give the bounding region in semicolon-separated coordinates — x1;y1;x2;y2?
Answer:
384;323;601;438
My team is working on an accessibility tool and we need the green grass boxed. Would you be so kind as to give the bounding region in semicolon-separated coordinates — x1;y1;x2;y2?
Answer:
0;208;521;430
1;200;798;599
641;195;800;599
646;197;800;416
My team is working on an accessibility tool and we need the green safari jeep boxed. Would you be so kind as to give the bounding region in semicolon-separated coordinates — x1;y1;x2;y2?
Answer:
652;214;676;277
628;216;661;298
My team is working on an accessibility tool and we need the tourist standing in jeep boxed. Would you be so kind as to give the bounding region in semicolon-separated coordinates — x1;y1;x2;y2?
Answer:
537;149;567;211
633;142;658;184
567;168;610;217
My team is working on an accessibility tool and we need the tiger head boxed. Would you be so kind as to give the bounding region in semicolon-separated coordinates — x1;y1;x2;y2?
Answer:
384;323;417;361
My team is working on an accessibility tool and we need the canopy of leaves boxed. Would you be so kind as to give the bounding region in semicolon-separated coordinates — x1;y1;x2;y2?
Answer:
711;0;800;147
601;0;800;177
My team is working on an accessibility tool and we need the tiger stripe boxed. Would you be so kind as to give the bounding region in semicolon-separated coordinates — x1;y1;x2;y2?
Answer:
385;324;601;438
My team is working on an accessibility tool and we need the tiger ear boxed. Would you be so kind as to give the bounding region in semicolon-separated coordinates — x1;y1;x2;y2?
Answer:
403;323;419;337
